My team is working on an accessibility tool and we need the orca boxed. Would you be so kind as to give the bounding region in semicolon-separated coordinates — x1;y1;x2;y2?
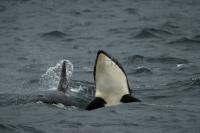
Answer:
29;61;76;106
0;51;140;110
86;50;140;110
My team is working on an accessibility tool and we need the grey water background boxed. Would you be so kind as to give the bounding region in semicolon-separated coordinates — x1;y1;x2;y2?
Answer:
0;0;200;132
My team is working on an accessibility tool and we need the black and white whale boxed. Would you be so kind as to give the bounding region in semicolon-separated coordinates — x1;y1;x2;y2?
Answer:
86;50;140;110
31;50;140;110
0;51;140;110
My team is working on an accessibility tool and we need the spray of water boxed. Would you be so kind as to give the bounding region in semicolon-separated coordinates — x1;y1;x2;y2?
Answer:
39;60;73;90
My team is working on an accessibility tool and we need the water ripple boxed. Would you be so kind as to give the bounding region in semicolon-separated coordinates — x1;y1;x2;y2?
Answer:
0;5;6;12
131;28;173;39
169;37;200;45
127;55;188;65
128;66;152;75
0;123;15;132
40;31;67;39
123;8;137;14
17;124;45;133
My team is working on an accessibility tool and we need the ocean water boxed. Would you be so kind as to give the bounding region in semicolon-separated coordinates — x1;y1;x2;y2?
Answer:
0;0;200;132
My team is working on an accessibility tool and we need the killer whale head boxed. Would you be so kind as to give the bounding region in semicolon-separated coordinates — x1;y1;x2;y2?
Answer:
86;50;140;110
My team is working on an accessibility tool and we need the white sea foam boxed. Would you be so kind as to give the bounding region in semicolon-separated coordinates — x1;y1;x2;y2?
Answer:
70;85;83;93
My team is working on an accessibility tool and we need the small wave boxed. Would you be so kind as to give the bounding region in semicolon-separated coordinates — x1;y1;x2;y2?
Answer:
16;124;45;133
146;95;170;100
167;37;200;51
141;103;175;108
132;28;173;39
161;21;179;29
124;8;137;14
127;55;144;64
127;55;188;64
77;36;100;41
17;57;27;61
169;37;200;44
108;27;136;35
18;64;44;73
128;66;152;74
146;56;188;64
163;76;200;95
0;123;15;132
82;9;92;13
40;30;67;39
90;122;139;127
133;28;159;39
0;93;27;106
0;5;6;12
193;35;200;40
69;10;82;16
176;64;199;72
176;64;185;69
63;38;75;42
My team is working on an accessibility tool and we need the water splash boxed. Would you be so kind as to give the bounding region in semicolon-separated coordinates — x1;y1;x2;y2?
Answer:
39;60;73;90
70;85;84;93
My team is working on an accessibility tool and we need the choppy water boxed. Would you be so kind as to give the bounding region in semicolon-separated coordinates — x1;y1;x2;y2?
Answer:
0;0;200;132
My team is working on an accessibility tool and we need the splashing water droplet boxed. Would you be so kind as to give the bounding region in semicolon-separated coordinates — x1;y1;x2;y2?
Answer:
39;60;73;90
70;85;84;93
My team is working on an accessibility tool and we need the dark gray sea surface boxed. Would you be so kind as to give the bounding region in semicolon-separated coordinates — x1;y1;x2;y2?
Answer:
0;0;200;132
